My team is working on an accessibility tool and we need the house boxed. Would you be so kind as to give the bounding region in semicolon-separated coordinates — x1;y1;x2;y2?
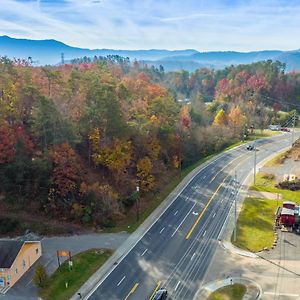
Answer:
0;238;41;291
280;207;295;226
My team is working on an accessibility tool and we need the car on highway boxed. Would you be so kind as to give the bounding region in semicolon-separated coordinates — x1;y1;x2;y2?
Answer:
246;144;255;150
269;124;282;131
152;288;168;300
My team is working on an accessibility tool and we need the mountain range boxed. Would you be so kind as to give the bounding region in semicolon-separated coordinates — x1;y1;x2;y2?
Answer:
1;35;300;72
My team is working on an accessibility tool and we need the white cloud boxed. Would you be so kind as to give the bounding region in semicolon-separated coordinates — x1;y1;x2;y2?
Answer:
0;0;299;51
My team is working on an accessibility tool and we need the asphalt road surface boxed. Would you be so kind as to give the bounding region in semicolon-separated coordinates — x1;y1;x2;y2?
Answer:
87;133;298;300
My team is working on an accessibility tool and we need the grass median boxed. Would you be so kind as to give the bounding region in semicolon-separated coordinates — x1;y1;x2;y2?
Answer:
208;284;246;300
232;197;282;252
39;248;112;300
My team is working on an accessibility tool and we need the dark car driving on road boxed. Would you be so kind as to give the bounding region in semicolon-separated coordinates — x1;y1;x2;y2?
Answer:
152;288;168;300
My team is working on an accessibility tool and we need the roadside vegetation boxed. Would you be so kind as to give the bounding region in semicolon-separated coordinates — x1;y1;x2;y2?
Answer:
251;173;300;201
208;284;246;300
38;249;112;300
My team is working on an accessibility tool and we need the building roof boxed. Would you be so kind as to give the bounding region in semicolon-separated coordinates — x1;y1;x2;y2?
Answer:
17;232;42;242
281;207;295;216
0;240;24;268
283;201;296;206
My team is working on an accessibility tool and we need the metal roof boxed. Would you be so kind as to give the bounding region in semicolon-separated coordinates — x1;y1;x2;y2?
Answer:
0;240;24;268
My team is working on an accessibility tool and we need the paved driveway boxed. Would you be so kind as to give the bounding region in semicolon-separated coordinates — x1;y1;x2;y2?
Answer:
3;232;129;300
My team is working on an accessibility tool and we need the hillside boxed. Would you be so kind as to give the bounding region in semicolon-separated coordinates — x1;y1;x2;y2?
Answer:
1;36;300;71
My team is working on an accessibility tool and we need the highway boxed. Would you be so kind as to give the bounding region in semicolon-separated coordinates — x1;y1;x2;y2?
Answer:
87;133;297;300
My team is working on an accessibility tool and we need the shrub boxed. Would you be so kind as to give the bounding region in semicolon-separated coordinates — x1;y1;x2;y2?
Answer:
33;264;49;288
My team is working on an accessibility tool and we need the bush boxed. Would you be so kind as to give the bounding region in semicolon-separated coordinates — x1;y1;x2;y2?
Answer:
33;264;49;288
262;173;275;180
277;180;300;191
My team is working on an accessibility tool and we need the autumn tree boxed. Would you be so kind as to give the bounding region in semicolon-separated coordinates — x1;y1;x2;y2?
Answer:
213;109;227;126
137;156;155;191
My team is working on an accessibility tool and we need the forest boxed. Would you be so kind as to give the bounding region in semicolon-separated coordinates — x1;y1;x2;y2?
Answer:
0;56;299;232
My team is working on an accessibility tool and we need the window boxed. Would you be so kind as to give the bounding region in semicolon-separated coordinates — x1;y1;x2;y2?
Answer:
36;248;39;255
22;260;26;269
15;268;18;274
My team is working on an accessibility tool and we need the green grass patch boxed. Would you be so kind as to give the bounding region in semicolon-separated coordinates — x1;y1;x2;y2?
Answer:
208;284;246;300
233;197;282;252
265;152;287;167
251;173;300;202
252;129;281;138
39;249;112;300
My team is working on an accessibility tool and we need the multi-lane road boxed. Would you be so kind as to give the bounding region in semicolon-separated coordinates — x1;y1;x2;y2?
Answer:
87;133;298;300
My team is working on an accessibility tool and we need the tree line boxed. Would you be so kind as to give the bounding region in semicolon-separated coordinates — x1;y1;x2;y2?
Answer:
0;56;298;227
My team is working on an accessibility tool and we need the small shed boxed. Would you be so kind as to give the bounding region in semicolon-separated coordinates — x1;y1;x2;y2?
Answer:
281;207;295;226
283;201;296;210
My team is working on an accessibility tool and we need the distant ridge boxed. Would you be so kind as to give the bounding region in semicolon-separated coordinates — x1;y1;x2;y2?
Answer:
0;35;299;71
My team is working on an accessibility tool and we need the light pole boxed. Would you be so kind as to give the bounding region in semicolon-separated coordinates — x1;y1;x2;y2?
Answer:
233;171;239;242
292;112;296;145
253;142;257;185
136;185;140;221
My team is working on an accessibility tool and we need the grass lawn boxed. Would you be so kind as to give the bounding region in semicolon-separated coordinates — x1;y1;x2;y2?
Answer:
39;249;112;300
208;284;246;300
233;197;281;252
251;173;300;202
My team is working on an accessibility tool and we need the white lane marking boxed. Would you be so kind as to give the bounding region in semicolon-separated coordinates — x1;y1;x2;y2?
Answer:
212;213;216;218
141;249;148;256
203;230;206;237
175;281;181;291
264;292;299;297
203;175;206;179
192;212;199;216
160;227;165;234
174;210;178;215
172;203;196;237
221;198;223;203
191;253;196;260
117;276;126;286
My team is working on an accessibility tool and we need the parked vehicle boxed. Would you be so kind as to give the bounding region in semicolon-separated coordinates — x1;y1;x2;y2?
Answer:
269;124;281;131
281;127;291;132
152;288;168;300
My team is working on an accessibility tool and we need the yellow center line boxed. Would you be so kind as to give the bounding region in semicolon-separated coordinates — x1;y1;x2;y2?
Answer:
148;281;161;300
185;174;230;240
124;283;139;300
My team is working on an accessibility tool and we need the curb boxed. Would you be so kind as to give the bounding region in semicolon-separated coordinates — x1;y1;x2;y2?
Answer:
194;277;261;300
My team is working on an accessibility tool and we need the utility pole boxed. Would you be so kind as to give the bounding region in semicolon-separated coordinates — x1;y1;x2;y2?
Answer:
292;112;296;145
253;142;257;185
136;185;140;221
233;170;238;242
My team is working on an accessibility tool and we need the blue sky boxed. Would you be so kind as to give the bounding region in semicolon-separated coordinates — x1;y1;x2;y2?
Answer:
0;0;299;51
